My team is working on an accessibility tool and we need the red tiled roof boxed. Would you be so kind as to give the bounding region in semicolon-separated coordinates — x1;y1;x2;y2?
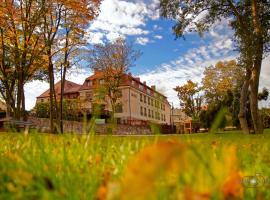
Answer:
79;71;168;101
37;80;81;98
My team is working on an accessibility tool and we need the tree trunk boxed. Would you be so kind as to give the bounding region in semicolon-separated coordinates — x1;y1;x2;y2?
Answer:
48;58;57;133
249;0;264;134
238;70;250;134
16;71;24;120
6;94;12;119
60;25;69;134
250;69;263;134
249;61;263;134
60;64;67;134
22;86;26;121
53;73;60;132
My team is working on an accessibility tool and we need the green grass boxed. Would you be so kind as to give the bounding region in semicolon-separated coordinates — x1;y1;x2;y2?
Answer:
0;130;270;199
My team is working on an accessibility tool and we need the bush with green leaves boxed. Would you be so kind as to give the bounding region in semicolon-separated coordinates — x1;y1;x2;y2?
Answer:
35;100;81;120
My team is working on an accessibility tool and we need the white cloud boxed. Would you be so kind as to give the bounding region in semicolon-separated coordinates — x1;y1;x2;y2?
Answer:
87;0;159;44
89;32;104;44
106;32;124;42
146;0;160;20
154;35;163;39
138;21;236;107
153;24;162;30
135;37;150;45
25;81;49;110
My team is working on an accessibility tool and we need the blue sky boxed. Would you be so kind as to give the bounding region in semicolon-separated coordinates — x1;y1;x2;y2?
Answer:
25;0;270;110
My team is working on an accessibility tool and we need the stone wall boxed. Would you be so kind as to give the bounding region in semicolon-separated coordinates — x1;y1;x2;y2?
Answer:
29;117;152;135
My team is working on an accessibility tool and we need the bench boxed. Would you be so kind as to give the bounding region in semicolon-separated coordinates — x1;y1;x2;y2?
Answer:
6;120;36;134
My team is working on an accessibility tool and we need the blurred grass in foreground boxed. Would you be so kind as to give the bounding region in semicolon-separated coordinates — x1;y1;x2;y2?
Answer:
0;130;270;199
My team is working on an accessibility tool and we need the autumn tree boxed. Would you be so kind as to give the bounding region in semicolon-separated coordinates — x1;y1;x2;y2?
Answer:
40;0;100;133
57;1;100;134
174;80;202;120
202;60;244;102
201;60;245;127
0;0;45;120
89;38;141;123
160;0;270;134
0;23;16;118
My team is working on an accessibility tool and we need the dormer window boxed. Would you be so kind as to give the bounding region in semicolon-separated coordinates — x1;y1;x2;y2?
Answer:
87;80;92;86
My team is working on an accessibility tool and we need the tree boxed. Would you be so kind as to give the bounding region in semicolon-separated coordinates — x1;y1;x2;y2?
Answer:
174;80;202;120
57;1;100;134
0;0;46;120
202;60;244;102
40;0;100;133
202;60;244;128
89;38;141;123
160;0;270;134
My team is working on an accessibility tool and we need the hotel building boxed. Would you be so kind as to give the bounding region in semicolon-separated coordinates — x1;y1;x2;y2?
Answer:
36;70;171;125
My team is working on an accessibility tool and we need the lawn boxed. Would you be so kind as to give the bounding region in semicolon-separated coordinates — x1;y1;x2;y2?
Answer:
0;130;270;200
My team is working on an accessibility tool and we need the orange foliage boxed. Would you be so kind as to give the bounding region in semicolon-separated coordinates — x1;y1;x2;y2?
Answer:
118;140;186;199
183;186;211;200
222;146;243;200
222;171;243;200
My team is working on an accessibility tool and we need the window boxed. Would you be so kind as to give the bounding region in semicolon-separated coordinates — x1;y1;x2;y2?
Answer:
151;110;154;118
144;107;147;116
139;84;143;90
147;89;151;94
148;109;151;118
140;93;143;102
99;79;104;85
41;99;44;102
148;97;150;105
151;99;154;106
87;80;92;86
140;106;143;115
144;95;146;103
115;104;123;113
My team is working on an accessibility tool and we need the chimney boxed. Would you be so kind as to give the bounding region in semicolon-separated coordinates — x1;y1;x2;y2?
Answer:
128;72;132;76
151;85;156;90
143;81;146;85
135;77;140;82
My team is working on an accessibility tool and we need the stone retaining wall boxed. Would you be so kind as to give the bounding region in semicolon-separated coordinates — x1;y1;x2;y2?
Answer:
29;117;152;135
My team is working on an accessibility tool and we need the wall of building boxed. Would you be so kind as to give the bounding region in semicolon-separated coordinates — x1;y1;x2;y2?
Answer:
114;86;171;125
